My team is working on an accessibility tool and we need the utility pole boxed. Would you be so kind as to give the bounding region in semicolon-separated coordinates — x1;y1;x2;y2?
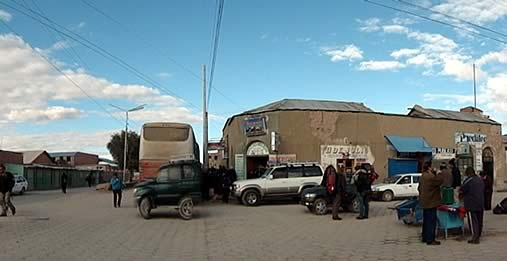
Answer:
473;63;477;109
203;65;209;172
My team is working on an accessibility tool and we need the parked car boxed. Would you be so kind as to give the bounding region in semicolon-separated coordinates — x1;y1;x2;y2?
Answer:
133;159;202;220
12;175;28;195
371;173;421;201
231;163;323;206
300;183;360;215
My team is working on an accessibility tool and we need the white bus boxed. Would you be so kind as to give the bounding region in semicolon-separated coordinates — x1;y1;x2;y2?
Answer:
139;122;200;181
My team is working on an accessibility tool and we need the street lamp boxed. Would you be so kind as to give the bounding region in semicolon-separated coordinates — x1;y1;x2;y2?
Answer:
110;104;146;183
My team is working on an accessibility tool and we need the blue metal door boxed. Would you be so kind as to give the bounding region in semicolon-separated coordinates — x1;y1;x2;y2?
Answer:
388;159;418;176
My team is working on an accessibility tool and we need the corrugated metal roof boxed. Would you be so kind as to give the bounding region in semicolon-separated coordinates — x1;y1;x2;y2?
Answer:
243;99;374;114
385;136;433;153
409;105;498;124
49;152;79;158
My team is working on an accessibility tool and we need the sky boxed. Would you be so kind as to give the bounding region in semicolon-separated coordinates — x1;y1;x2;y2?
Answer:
0;0;507;160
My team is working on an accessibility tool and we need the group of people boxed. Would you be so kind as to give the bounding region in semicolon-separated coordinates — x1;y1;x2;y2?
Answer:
0;164;16;217
419;159;492;245
322;163;379;221
205;166;237;203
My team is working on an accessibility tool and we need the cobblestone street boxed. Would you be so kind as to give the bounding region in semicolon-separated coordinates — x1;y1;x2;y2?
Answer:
1;189;506;261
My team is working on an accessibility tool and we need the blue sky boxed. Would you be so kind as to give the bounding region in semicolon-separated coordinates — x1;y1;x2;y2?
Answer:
1;0;507;159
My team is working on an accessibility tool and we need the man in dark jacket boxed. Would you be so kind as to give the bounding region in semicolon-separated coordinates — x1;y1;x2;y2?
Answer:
419;161;443;245
461;167;485;244
355;165;371;220
331;166;347;221
449;159;461;188
61;172;68;194
0;164;16;216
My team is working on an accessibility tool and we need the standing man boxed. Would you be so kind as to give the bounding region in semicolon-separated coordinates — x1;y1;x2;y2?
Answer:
60;172;68;194
110;173;123;208
449;159;461;199
85;173;93;188
355;165;371;220
331;165;347;221
0;164;16;216
461;167;485;244
419;161;443;246
480;171;493;211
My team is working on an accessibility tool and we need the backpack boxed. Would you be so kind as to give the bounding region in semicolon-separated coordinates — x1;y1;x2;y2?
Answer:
326;172;336;194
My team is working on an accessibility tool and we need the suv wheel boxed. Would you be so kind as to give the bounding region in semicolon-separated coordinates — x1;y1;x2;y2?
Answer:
242;189;260;206
178;197;194;220
348;196;360;213
313;198;327;215
382;191;394;202
138;197;152;219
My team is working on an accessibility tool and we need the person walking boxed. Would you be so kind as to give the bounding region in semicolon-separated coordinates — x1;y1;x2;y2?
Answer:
355;165;372;220
0;164;16;216
110;173;123;208
419;161;443;246
85;173;93;188
461;167;485;244
331;166;347;221
480;171;493;211
60;172;68;194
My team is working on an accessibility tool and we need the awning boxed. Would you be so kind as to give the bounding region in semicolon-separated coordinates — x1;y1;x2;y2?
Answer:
385;136;433;153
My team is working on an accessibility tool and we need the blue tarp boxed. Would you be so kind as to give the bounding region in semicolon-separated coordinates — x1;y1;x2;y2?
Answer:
385;136;432;153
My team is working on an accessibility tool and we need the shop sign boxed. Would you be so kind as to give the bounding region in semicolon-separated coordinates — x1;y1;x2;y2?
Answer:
455;132;486;144
235;154;246;180
320;145;375;166
244;117;267;137
456;143;472;156
432;147;456;160
267;154;296;166
271;131;280;152
247;142;269;156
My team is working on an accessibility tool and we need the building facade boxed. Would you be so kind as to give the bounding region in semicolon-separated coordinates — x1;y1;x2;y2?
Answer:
22;151;55;165
208;140;226;169
49;152;99;167
223;99;506;191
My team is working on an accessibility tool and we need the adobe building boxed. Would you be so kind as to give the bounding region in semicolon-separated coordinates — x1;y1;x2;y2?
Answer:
223;99;506;191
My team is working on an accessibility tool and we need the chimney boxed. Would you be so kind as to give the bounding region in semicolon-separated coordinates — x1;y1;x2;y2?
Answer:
460;106;483;116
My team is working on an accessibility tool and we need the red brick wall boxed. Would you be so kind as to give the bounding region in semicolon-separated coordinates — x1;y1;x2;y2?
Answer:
33;153;55;165
0;150;23;164
74;153;99;166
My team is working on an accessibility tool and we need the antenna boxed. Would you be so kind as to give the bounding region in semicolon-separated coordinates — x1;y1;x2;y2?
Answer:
473;63;477;109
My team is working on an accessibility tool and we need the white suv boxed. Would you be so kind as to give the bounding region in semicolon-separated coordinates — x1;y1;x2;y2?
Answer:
232;163;323;206
371;173;421;201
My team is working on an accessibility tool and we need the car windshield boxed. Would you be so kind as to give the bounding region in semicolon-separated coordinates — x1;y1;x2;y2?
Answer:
260;168;272;178
384;176;400;184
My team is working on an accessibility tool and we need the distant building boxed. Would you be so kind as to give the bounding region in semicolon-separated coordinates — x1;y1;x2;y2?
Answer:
0;150;23;165
21;150;55;165
49;152;99;167
208;139;225;169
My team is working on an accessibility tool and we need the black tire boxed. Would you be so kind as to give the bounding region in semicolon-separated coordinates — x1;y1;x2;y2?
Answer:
20;187;25;195
242;189;261;206
138;197;152;219
313;198;328;215
348;196;360;213
178;197;194;220
382;191;394;202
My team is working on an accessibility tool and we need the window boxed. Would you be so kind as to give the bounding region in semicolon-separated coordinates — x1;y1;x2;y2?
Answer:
412;175;420;184
157;166;181;182
288;166;303;178
304;166;322;177
272;167;288;179
398;176;411;185
182;165;195;179
66;156;71;161
214;156;218;160
144;126;189;141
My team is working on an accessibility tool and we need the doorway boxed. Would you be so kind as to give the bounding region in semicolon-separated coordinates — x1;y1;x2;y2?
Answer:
482;147;494;183
247;156;269;179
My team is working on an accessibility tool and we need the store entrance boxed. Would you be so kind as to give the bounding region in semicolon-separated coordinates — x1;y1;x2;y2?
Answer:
482;147;494;183
247;156;268;179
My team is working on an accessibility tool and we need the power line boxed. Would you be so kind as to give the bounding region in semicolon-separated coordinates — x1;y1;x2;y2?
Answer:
79;0;245;112
207;0;225;109
395;0;507;39
364;0;507;45
0;20;124;126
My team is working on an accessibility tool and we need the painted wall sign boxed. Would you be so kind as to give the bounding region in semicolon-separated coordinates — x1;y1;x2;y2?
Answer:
235;154;246;180
455;132;487;144
454;132;486;171
320;145;375;167
246;142;269;156
244;117;267;137
267;154;296;166
432;147;456;160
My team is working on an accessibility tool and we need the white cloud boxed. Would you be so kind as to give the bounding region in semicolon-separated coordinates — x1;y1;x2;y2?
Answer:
391;17;415;25
382;25;409;34
156;72;172;79
357;18;381;32
358;61;406;71
0;9;12;22
0;33;198;124
476;48;507;66
432;0;507;25
391;48;420;59
321;44;363;62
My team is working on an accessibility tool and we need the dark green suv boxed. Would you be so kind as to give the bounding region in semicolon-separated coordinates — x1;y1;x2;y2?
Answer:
133;159;202;220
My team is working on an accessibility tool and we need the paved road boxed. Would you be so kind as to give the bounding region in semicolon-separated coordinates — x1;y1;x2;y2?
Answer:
1;189;507;261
